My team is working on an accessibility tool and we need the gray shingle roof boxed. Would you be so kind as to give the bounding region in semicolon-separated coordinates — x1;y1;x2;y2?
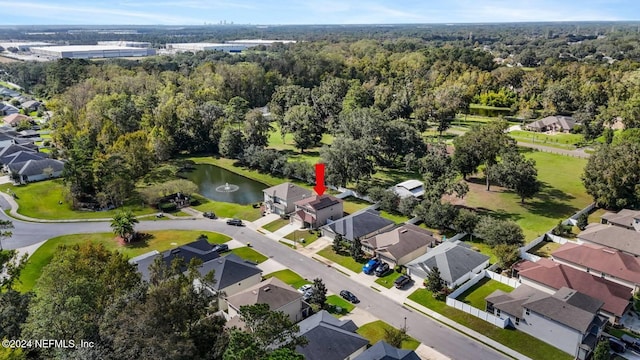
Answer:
1;150;46;166
296;310;368;360
324;209;394;241
8;158;64;177
354;341;421;360
406;242;489;283
523;287;601;333
226;277;302;310
197;253;262;290
263;182;312;201
578;223;640;256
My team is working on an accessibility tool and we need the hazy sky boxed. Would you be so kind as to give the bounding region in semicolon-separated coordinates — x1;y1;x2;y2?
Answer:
0;0;637;25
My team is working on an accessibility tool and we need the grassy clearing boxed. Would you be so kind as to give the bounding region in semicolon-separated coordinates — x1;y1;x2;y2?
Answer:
284;229;321;247
528;240;563;258
457;278;514;309
326;294;355;314
263;269;310;289
227;247;268;264
191;194;262;221
16;230;230;293
379;210;411;224
317;246;365;273
465;150;590;241
508;130;584;150
374;271;403;289
4;180;156;220
408;289;571;360
356;320;420;350
262;218;290;232
342;196;372;215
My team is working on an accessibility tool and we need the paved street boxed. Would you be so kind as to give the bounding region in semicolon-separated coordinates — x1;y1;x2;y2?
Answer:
2;213;507;360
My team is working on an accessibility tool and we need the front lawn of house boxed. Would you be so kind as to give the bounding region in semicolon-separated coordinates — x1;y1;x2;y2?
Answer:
227;246;268;264
326;294;355;315
284;229;321;247
262;218;290;232
374;271;403;289
317;246;366;273
508;130;584;150
407;289;571;360
456;278;514;310
356;320;420;350
4;180;156;220
16;230;231;293
263;269;310;289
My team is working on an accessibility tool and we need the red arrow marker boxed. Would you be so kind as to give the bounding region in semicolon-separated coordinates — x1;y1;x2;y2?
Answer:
314;163;326;196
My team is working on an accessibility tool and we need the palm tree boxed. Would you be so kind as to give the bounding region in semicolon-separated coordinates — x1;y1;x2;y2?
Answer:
110;209;139;242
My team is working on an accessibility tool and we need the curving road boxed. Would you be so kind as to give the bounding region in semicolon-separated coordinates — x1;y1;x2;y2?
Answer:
0;200;509;360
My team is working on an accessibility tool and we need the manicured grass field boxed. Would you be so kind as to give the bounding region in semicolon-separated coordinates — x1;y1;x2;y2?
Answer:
16;230;230;293
342;196;373;215
4;180;156;220
317;246;365;273
191;194;262;221
227;247;268;264
262;218;290;232
508;130;584;150
326;294;355;314
356;320;420;350
284;229;321;247
263;269;310;289
465;150;591;241
379;210;411;224
374;271;403;289
456;278;514;310
527;240;563;258
407;289;571;360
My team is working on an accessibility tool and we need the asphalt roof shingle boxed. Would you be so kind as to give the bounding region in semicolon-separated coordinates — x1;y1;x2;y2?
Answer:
324;209;395;242
296;310;368;360
406;242;489;284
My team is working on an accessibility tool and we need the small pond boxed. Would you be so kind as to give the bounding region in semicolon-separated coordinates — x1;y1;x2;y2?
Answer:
180;164;266;205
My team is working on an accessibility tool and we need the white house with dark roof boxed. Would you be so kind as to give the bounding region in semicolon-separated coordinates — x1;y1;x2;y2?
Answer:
8;158;64;184
293;194;343;229
354;341;420;360
406;241;489;287
226;277;305;323
295;310;368;360
485;285;606;360
321;209;395;242
525;115;577;133
361;223;436;266
263;182;313;215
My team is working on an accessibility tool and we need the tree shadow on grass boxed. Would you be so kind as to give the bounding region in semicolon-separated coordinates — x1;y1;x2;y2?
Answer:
123;232;154;250
472;207;523;223
519;182;579;218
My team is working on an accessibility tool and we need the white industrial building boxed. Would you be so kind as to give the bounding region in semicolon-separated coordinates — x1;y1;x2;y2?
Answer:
97;41;152;48
166;43;247;53
226;39;297;46
0;42;55;51
30;45;156;59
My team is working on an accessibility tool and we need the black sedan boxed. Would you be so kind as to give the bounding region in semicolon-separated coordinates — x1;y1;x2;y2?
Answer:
226;218;244;226
340;290;360;303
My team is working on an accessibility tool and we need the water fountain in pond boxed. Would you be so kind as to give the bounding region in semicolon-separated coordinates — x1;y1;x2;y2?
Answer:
215;182;240;193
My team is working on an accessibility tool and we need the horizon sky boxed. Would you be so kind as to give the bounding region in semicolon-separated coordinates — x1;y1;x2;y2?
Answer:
0;0;638;26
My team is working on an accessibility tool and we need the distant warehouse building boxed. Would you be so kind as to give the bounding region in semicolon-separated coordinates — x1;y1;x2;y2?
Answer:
166;43;248;53
226;39;297;46
97;41;152;48
30;45;155;59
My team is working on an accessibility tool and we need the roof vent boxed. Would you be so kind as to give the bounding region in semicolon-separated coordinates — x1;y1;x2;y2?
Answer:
602;248;616;254
170;249;181;254
252;290;258;295
400;229;408;234
264;287;271;292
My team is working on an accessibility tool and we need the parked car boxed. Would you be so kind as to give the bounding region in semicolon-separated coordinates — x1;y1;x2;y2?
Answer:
212;244;229;253
621;334;640;351
203;211;217;219
609;337;627;353
340;290;359;303
363;258;382;275
394;274;412;289
374;262;391;277
226;218;243;226
298;284;313;294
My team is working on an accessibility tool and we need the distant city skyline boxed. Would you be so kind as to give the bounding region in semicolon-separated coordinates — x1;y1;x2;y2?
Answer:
0;0;637;26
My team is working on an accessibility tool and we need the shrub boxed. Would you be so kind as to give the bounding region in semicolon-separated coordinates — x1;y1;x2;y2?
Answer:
158;202;177;212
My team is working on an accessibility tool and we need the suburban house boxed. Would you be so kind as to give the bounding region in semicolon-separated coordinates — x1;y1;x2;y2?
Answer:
601;209;640;230
552;242;640;291
295;310;369;360
196;253;263;310
515;258;632;323
361;224;437;266
3;113;29;127
525;115;577;133
406;241;490;287
576;223;640;257
0;103;19;116
263;182;312;215
392;179;424;199
321;209;395;242
354;341;421;360
292;194;343;229
2;151;46;169
226;277;306;323
20;100;41;112
485;285;606;360
7;158;65;184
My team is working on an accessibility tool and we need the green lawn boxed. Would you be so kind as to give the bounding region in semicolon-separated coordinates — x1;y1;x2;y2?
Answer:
284;229;321;247
509;130;584;150
4;180;156;220
191;194;262;221
326;294;355;314
342;196;373;215
227;247;268;264
262;218;290;232
407;289;571;360
461;235;497;264
356;320;420;351
527;240;563;258
263;269;310;289
465;150;591;241
16;230;231;292
457;278;514;310
379;210;411;224
317;246;365;273
268;122;334;154
587;208;608;225
374;271;403;289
